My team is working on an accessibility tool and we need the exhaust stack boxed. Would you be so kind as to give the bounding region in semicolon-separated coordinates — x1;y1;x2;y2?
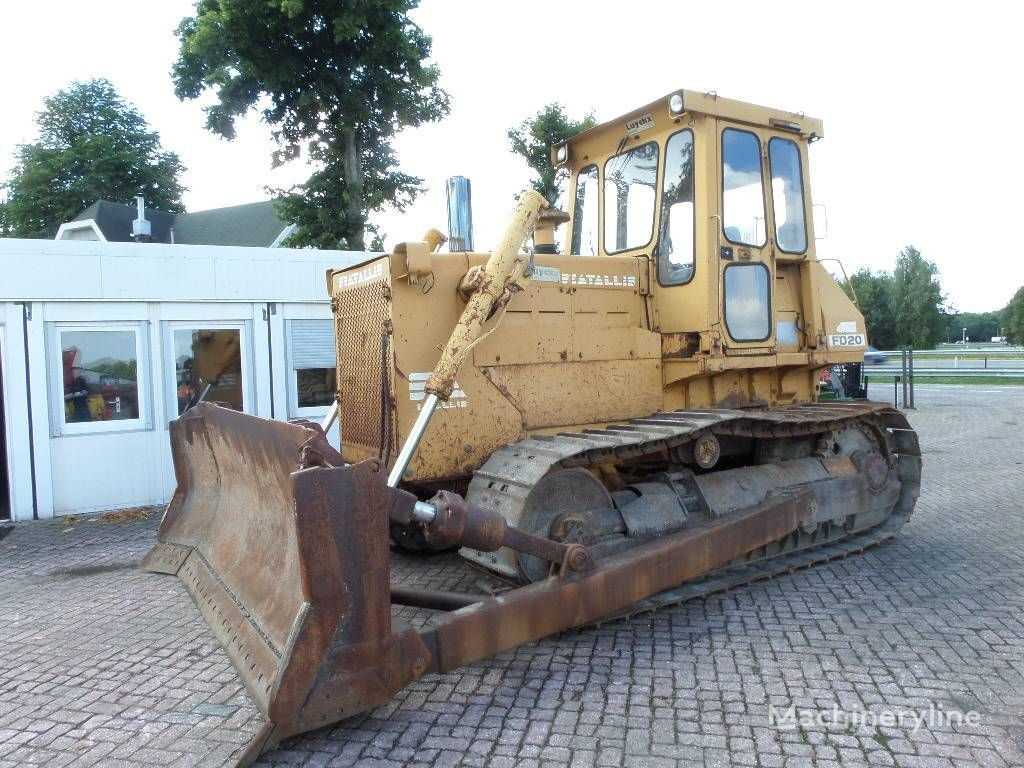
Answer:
445;176;474;252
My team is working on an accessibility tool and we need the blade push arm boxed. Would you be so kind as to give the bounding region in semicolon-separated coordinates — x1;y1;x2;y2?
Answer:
387;189;548;490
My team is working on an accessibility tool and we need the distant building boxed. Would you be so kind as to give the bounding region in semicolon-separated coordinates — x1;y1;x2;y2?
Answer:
0;237;370;522
54;196;296;248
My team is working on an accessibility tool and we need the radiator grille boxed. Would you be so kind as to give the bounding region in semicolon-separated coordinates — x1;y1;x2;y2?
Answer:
334;265;394;459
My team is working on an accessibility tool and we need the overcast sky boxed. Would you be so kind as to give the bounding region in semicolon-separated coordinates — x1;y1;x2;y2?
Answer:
1;1;1020;312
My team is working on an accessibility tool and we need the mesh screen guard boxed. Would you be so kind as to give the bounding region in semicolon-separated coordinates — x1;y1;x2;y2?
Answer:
333;260;395;461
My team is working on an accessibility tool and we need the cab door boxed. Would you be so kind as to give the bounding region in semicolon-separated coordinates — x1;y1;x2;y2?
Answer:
716;122;775;354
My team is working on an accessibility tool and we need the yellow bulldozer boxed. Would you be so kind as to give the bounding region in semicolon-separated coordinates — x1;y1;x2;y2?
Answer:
143;89;920;762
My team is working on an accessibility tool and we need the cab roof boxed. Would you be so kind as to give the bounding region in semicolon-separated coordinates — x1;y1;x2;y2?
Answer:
556;89;823;166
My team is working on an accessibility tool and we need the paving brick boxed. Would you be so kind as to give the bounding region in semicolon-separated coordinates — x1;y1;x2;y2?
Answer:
3;386;1024;766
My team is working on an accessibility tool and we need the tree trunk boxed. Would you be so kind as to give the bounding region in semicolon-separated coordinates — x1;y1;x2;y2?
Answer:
342;126;364;250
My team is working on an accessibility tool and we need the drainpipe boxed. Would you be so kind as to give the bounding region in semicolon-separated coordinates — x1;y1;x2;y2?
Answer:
17;302;38;520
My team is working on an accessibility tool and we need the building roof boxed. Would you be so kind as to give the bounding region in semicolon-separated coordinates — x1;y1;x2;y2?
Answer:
0;237;372;303
72;200;176;243
171;201;290;248
67;199;290;247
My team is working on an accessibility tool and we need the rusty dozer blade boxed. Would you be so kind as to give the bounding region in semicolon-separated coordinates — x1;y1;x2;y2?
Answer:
142;403;431;758
143;403;820;764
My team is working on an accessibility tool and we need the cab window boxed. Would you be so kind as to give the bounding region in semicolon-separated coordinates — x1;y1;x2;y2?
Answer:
768;137;808;253
657;129;695;285
724;263;771;342
722;128;766;247
604;141;658;253
570;165;599;256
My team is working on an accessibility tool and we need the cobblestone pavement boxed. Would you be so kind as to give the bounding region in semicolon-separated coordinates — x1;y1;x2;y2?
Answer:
2;385;1024;767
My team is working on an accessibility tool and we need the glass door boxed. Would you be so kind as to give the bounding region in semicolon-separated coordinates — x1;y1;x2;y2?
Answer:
718;122;775;351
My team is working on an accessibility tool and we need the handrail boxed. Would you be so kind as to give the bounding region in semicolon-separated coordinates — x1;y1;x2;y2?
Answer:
817;257;859;309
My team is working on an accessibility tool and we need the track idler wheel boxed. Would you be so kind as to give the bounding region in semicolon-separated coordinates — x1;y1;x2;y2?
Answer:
516;468;614;583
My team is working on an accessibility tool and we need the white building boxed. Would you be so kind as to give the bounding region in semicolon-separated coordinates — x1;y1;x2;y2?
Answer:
0;237;366;521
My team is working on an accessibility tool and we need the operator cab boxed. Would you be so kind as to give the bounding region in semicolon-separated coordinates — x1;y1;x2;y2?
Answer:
553;90;823;351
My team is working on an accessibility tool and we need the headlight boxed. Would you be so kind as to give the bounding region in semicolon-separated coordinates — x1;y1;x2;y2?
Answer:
668;93;684;114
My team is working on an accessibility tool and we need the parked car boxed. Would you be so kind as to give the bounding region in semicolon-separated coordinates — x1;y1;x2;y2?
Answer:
864;346;886;364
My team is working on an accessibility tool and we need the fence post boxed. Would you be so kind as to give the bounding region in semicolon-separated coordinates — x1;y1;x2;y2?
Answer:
900;348;909;408
894;375;900;408
908;347;915;409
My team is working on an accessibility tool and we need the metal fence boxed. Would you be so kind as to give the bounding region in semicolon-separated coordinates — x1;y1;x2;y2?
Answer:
869;367;1024;378
861;346;1024;410
878;347;1024;356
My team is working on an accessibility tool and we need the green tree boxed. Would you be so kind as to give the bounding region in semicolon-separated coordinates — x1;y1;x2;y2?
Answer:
1005;287;1024;345
173;0;449;250
843;268;897;349
842;245;946;349
0;197;10;237
508;103;596;206
891;245;946;349
2;79;185;239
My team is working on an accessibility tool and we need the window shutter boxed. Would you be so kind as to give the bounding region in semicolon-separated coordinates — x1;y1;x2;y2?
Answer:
290;320;336;369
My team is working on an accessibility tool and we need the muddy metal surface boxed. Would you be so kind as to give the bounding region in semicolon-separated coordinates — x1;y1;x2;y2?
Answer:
2;386;1024;767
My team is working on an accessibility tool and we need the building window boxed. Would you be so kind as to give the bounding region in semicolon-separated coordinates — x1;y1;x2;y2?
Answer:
722;128;767;247
724;263;772;342
55;326;146;434
297;369;336;409
604;141;658;253
173;329;243;414
288;320;336;417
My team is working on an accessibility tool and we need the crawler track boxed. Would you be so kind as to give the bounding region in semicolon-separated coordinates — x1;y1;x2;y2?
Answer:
465;402;921;615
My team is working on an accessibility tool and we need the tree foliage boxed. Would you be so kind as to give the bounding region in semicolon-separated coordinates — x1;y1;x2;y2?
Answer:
173;0;449;250
1005;287;1024;345
845;268;897;348
508;103;596;207
842;245;946;349
891;245;947;349
942;310;1003;344
2;79;185;239
0;198;10;237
